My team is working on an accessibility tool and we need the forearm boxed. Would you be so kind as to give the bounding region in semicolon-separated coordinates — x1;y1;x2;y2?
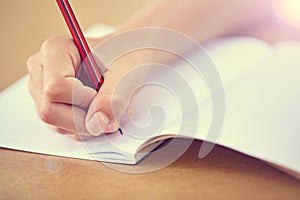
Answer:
116;0;276;43
87;0;277;67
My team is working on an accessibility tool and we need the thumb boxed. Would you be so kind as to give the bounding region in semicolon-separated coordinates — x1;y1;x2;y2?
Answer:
85;68;130;136
84;51;154;136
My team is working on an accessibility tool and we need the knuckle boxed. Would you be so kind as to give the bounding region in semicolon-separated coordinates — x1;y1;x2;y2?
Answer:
41;35;74;54
40;35;80;67
26;54;38;74
40;37;58;52
39;102;53;124
26;56;34;72
41;36;65;50
44;79;64;101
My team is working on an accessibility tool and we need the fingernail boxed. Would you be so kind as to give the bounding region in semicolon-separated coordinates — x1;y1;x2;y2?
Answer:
87;112;109;136
106;121;120;132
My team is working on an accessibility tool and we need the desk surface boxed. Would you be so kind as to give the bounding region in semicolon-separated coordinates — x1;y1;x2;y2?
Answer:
1;0;300;199
1;141;300;199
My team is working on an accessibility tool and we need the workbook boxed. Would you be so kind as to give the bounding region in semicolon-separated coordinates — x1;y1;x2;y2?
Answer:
1;36;300;176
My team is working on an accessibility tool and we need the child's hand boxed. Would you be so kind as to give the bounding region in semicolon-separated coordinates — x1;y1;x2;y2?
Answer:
26;35;142;140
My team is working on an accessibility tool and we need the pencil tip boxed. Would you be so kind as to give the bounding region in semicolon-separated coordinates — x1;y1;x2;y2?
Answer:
118;128;123;135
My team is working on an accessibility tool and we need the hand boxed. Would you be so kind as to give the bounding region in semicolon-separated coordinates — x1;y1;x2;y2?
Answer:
26;35;144;140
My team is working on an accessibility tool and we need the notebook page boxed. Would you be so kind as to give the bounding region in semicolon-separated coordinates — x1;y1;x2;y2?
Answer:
0;24;159;164
149;38;300;173
148;37;273;139
215;41;300;173
1;34;300;171
0;76;152;163
0;77;95;160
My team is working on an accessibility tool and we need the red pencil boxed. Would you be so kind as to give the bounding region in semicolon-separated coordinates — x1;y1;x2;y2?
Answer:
56;0;104;91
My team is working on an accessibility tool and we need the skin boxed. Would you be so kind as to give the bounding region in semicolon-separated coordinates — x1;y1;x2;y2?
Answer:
27;0;300;140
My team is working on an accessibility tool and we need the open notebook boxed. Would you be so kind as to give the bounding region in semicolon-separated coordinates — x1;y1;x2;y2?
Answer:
1;33;300;174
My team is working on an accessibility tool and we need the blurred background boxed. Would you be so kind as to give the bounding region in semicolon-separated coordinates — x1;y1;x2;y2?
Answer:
0;0;147;91
1;0;300;91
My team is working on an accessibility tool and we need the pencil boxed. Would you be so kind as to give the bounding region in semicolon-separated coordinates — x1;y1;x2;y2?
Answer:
56;0;123;135
56;0;104;91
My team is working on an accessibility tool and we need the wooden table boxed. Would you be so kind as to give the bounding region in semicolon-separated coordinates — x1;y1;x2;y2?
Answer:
1;141;300;199
1;0;299;199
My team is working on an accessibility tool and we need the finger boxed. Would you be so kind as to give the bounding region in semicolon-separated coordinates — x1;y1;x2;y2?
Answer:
66;134;93;141
26;53;44;110
85;54;153;136
54;127;71;135
53;127;86;141
27;52;42;80
38;101;90;136
67;134;81;141
85;66;135;136
41;36;96;107
28;80;44;115
41;35;81;77
43;76;97;108
54;127;92;141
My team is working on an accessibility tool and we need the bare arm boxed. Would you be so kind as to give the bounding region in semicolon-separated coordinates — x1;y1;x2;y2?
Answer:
27;0;299;140
117;0;276;42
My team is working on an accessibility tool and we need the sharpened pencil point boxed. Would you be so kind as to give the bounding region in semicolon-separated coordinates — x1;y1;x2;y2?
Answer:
118;128;123;135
